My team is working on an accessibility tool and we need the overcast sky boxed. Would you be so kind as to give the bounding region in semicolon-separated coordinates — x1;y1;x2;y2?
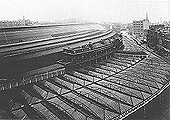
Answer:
0;0;169;23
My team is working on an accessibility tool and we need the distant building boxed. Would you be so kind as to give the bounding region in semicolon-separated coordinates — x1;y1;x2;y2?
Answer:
0;16;39;28
132;13;150;37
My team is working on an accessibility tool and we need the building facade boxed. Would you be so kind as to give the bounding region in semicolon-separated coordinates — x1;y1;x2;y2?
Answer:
132;13;150;37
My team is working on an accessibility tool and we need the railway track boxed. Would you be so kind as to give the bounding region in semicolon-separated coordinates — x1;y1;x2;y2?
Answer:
1;30;117;62
0;29;112;57
0;27;114;80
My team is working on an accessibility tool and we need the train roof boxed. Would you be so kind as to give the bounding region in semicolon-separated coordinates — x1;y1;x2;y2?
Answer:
20;63;64;78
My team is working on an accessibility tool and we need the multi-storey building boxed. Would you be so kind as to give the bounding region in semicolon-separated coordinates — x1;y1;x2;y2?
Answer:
132;13;150;37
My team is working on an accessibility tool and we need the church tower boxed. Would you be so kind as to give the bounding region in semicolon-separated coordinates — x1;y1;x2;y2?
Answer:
22;15;26;26
146;12;149;21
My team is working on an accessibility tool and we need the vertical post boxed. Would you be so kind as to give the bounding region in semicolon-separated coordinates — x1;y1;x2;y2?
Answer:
41;74;43;80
